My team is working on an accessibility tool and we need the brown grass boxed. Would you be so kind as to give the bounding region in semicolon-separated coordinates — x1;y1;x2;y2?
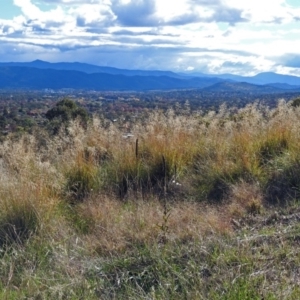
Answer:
74;196;231;254
0;101;300;251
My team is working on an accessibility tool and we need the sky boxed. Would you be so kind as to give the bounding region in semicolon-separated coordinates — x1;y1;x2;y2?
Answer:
1;0;300;75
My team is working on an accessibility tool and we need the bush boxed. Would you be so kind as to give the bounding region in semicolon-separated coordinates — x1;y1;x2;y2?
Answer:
105;151;177;199
0;204;39;249
258;137;288;166
46;98;89;133
291;97;300;107
65;162;101;203
192;154;253;203
265;162;300;204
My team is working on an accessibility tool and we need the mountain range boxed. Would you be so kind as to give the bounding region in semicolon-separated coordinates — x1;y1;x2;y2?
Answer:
1;60;300;92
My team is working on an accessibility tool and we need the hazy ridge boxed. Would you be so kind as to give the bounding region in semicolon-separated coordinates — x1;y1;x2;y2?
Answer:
1;60;300;91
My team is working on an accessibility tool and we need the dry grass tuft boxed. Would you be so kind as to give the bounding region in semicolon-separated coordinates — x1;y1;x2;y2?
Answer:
73;196;230;254
227;181;263;217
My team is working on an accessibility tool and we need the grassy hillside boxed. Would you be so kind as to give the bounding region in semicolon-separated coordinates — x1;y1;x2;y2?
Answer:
1;100;300;299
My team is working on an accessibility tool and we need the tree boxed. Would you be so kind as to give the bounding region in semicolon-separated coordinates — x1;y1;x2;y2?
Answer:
45;98;89;133
291;97;300;108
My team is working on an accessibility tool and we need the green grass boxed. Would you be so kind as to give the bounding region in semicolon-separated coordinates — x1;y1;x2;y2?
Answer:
1;204;300;299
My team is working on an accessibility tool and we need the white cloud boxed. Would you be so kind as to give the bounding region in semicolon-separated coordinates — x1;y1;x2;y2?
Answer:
186;66;194;71
225;0;300;23
14;0;66;22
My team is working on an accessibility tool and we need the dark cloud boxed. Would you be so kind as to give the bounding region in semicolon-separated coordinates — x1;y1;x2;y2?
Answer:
181;47;252;57
112;0;200;27
166;13;201;26
0;28;24;37
109;35;183;46
31;25;52;33
162;6;247;26
24;18;64;29
278;54;300;68
184;0;248;25
271;17;284;24
84;27;109;34
264;17;284;24
1;25;12;34
22;19;54;33
111;29;179;37
221;61;253;69
219;60;257;74
109;0;248;28
76;17;112;28
75;6;115;28
209;7;247;25
41;0;96;4
189;0;221;5
76;16;85;27
222;30;231;37
111;0;158;27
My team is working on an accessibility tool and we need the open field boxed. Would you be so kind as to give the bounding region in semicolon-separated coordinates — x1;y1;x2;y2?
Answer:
1;100;300;299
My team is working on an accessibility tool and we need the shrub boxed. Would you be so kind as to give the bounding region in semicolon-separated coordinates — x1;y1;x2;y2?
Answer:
105;149;177;199
291;97;300;107
46;98;89;133
65;162;101;203
105;159;156;199
258;136;288;166
0;204;39;249
265;162;300;204
192;155;253;203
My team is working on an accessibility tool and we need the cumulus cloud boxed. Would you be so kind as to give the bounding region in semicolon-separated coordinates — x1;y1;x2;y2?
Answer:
225;0;300;23
13;0;66;23
71;3;116;28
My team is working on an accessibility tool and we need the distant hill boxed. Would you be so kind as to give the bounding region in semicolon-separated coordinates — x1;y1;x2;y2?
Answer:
202;81;300;93
266;83;300;90
0;66;223;91
1;60;300;92
185;71;300;86
0;60;184;78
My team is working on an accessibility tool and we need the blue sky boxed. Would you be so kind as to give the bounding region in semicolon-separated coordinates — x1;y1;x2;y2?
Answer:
1;0;300;75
